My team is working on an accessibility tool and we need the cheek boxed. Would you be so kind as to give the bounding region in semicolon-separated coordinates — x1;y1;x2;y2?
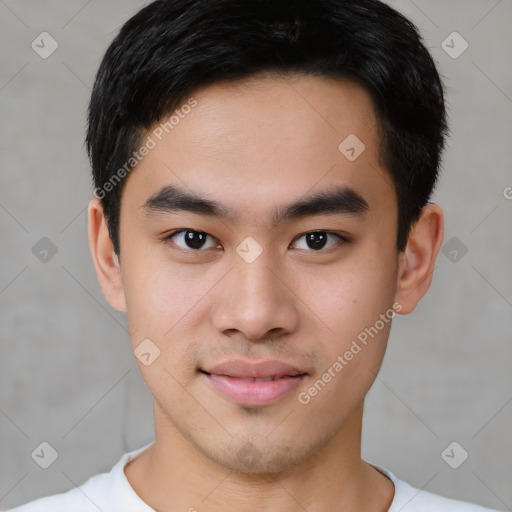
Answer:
296;249;398;381
122;248;201;334
121;251;215;373
298;266;395;414
307;259;396;333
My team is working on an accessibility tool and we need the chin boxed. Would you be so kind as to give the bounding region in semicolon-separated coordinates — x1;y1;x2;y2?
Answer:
199;435;320;475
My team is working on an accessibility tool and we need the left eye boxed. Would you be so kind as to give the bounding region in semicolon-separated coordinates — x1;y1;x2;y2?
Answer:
167;229;219;250
291;231;346;251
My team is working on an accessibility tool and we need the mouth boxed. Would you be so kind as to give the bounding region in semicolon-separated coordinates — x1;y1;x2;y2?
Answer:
199;359;308;407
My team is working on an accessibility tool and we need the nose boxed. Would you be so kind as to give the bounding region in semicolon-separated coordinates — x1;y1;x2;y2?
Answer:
211;251;300;342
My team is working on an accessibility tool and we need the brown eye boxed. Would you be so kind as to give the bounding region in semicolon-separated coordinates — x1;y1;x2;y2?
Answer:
291;231;347;251
167;229;218;250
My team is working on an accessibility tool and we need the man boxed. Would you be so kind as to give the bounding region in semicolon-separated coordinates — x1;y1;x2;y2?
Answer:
8;0;502;510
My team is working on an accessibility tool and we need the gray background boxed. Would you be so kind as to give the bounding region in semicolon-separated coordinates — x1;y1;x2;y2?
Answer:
1;0;511;510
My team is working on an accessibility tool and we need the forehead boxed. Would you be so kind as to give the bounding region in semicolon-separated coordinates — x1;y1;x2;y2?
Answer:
179;74;380;167
123;74;394;223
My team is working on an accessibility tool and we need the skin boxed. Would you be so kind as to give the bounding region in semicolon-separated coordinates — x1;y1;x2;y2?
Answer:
88;73;444;512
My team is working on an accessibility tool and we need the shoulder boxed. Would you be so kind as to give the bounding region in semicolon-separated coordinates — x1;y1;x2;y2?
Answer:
5;442;155;512
369;463;503;512
5;472;110;512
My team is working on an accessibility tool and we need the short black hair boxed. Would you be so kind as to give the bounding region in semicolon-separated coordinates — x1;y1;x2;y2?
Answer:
86;0;449;257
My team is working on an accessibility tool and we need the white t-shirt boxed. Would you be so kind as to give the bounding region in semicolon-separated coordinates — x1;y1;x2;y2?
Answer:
6;441;501;512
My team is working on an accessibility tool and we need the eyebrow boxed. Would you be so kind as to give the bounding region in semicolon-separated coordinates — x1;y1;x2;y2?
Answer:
141;184;369;226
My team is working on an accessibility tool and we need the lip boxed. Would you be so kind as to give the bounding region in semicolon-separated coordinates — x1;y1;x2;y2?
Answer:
204;359;306;379
201;359;308;407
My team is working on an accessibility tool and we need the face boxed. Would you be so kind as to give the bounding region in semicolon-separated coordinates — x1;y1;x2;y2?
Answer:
103;74;407;473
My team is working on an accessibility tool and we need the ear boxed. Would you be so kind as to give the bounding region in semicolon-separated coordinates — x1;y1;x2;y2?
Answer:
87;197;126;312
394;203;444;314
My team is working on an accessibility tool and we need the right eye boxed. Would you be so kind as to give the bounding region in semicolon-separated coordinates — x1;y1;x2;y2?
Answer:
165;229;221;251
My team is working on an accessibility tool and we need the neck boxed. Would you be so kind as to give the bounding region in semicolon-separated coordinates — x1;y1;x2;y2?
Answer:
125;402;395;512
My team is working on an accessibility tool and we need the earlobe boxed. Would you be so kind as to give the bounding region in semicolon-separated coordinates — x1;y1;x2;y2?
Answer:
87;197;127;312
394;203;444;315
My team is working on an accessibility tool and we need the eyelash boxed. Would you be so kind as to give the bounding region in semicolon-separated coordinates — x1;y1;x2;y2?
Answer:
163;229;351;253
